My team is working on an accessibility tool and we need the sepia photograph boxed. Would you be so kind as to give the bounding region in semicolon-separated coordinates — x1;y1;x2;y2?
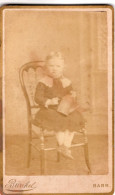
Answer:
2;5;113;194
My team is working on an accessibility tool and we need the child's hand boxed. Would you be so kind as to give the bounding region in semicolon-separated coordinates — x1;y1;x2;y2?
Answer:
70;91;77;98
52;97;59;105
45;97;59;108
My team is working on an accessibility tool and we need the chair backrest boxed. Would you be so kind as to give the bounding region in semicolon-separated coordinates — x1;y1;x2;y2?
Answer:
19;61;45;120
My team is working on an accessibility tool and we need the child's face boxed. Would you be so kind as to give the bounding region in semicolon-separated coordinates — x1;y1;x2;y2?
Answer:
46;59;64;78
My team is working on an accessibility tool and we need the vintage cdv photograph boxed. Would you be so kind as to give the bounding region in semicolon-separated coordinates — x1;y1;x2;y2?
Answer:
1;5;114;194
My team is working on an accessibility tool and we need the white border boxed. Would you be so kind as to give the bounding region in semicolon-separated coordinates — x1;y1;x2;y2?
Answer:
2;7;113;194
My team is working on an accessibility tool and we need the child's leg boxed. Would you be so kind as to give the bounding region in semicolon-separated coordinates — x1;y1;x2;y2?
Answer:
55;131;65;146
55;130;74;160
63;129;75;148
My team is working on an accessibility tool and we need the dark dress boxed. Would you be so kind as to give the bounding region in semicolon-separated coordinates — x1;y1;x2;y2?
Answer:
33;78;85;132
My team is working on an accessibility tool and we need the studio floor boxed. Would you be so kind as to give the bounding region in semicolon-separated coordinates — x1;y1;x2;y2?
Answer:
5;135;108;175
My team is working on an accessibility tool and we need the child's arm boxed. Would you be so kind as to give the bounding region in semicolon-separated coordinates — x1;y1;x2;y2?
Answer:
62;78;77;98
65;84;77;99
34;82;60;107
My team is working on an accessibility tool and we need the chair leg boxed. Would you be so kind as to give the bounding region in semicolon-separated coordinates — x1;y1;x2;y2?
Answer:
84;143;91;173
83;124;91;173
40;148;45;175
27;138;31;168
57;151;61;162
56;143;60;162
40;129;45;175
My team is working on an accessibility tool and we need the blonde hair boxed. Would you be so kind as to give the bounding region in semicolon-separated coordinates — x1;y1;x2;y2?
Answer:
45;52;64;65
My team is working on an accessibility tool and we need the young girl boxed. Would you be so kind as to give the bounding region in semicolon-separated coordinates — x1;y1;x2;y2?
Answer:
34;52;85;159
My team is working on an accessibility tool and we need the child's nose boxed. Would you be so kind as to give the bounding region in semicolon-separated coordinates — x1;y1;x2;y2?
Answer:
52;67;57;71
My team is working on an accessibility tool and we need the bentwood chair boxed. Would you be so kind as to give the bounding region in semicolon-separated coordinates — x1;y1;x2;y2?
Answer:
19;61;91;175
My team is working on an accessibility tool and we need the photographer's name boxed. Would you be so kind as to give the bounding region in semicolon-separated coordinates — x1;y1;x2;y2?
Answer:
5;179;37;192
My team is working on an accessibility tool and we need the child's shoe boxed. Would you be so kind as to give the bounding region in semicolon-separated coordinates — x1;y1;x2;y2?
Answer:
58;145;74;160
